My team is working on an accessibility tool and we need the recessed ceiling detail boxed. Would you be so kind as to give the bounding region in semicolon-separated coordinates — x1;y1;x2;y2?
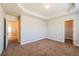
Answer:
1;3;79;20
19;3;69;17
17;3;46;19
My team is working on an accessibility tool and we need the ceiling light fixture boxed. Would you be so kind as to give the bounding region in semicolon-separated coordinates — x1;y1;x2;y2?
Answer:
45;5;50;9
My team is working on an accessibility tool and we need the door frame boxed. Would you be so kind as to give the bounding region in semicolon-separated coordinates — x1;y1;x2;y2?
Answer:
4;17;8;49
4;16;21;49
4;18;6;50
18;16;21;45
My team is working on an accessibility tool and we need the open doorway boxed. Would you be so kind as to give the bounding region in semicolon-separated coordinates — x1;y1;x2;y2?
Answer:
65;20;73;45
4;16;20;49
8;19;20;46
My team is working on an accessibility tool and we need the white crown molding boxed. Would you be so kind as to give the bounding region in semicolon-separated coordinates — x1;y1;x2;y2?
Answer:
17;3;47;19
17;3;78;20
46;11;67;20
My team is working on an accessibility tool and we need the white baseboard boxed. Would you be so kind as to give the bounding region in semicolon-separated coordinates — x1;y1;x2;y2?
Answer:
21;37;65;45
21;38;45;45
47;37;64;43
0;48;3;55
73;43;79;47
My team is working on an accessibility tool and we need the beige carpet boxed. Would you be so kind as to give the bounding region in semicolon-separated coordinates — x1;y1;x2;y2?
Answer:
1;39;79;56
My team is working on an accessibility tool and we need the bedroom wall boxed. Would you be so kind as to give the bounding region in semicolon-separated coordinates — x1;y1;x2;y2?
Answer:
73;14;79;46
4;13;79;47
21;15;47;45
0;5;4;55
47;16;65;42
47;13;79;46
21;13;79;46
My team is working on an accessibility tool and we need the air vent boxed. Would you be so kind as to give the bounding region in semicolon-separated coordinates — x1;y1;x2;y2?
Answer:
70;3;75;8
67;3;76;13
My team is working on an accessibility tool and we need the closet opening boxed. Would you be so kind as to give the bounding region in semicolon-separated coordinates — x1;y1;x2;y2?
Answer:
65;20;73;45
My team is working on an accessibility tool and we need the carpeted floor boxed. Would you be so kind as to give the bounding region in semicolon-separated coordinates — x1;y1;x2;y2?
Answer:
1;39;79;56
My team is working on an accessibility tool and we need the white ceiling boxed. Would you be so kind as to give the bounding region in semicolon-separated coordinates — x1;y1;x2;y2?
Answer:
1;3;22;16
21;3;69;16
1;3;79;20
